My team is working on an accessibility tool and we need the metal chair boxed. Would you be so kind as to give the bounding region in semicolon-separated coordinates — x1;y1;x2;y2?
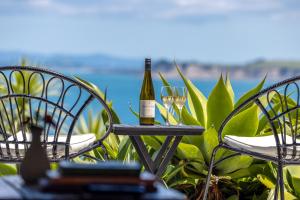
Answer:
0;66;113;163
203;76;300;200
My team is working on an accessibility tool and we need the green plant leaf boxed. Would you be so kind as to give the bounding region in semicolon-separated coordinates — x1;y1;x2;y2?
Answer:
0;163;17;176
235;76;266;109
117;137;132;161
216;154;253;175
50;163;59;170
107;103;121;124
225;73;235;105
187;93;197;119
163;164;185;183
291;177;300;197
187;161;205;174
142;136;162;150
256;103;281;135
181;124;202;150
169;177;198;188
267;188;298;200
92;148;105;161
222;105;259;137
285;166;300;197
75;76;106;101
181;106;201;126
228;164;265;179
207;75;234;130
129;103;139;119
177;142;204;161
199;128;224;164
159;73;173;95
257;174;275;189
156;102;177;125
176;64;207;126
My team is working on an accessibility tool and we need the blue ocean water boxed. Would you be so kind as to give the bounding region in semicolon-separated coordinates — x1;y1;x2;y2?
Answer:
77;74;263;124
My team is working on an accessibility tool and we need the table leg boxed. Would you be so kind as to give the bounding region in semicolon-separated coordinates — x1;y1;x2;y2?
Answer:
129;136;155;173
153;136;173;167
129;135;183;178
155;136;182;177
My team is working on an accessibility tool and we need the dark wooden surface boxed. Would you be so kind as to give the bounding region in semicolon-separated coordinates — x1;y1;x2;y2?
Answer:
113;124;205;136
0;175;186;200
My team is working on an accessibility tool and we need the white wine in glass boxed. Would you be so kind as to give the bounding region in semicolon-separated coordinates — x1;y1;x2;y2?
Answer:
174;87;187;125
174;96;187;109
161;86;174;125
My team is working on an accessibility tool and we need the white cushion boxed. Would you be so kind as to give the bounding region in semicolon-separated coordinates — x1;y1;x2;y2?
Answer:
224;134;300;159
0;131;96;158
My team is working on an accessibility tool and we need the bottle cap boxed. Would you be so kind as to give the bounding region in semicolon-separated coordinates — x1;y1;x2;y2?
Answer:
145;58;151;65
145;58;151;70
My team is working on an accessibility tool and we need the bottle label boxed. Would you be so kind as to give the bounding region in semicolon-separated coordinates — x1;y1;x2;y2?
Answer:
140;100;155;118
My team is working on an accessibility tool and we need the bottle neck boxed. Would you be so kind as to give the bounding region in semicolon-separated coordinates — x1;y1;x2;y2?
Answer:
144;66;152;77
145;66;151;71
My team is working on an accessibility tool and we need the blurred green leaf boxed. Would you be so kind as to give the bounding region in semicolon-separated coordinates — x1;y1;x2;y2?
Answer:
0;163;17;176
181;106;201;126
156;102;177;125
228;164;265;179
235;76;266;109
199;128;224;163
225;73;235;105
257;174;275;189
216;154;253;175
207;75;234;130
169;177;198;188
176;64;207;126
285;166;300;197
117;137;133;161
75;76;106;101
159;73;173;95
177;142;204;161
222;105;259;137
142;136;162;150
256;103;281;135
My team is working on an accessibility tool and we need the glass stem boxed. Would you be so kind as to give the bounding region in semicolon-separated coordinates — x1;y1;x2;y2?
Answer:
166;108;170;125
179;109;182;125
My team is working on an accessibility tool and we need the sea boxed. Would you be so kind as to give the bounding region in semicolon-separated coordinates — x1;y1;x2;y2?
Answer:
76;73;265;125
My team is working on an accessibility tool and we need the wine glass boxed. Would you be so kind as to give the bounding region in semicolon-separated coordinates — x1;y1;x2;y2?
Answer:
174;87;187;126
161;86;174;125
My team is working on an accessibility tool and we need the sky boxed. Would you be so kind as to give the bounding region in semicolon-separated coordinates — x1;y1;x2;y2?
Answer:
0;0;300;63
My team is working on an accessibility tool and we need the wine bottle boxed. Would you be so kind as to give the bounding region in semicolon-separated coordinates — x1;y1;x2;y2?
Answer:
139;58;155;125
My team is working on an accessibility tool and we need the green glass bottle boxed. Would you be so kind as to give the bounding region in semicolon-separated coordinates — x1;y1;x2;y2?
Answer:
139;58;155;125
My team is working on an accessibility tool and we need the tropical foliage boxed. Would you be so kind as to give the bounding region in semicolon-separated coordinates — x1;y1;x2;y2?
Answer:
145;66;267;199
129;65;300;199
1;60;300;199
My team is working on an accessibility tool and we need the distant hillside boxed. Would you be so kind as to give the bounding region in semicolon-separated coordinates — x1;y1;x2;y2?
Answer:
246;59;300;69
1;51;300;79
153;58;300;80
0;51;141;70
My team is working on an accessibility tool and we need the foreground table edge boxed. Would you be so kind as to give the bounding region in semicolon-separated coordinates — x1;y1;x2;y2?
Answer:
112;124;205;136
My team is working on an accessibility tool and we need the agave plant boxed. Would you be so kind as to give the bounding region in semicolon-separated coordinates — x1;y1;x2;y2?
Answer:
157;66;300;199
132;65;271;199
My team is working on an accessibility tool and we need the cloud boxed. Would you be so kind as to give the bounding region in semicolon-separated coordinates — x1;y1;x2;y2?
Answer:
160;0;283;19
0;0;299;21
174;0;281;11
25;0;138;16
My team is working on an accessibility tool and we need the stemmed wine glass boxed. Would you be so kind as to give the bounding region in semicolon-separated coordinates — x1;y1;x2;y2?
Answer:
161;86;174;125
174;87;187;126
